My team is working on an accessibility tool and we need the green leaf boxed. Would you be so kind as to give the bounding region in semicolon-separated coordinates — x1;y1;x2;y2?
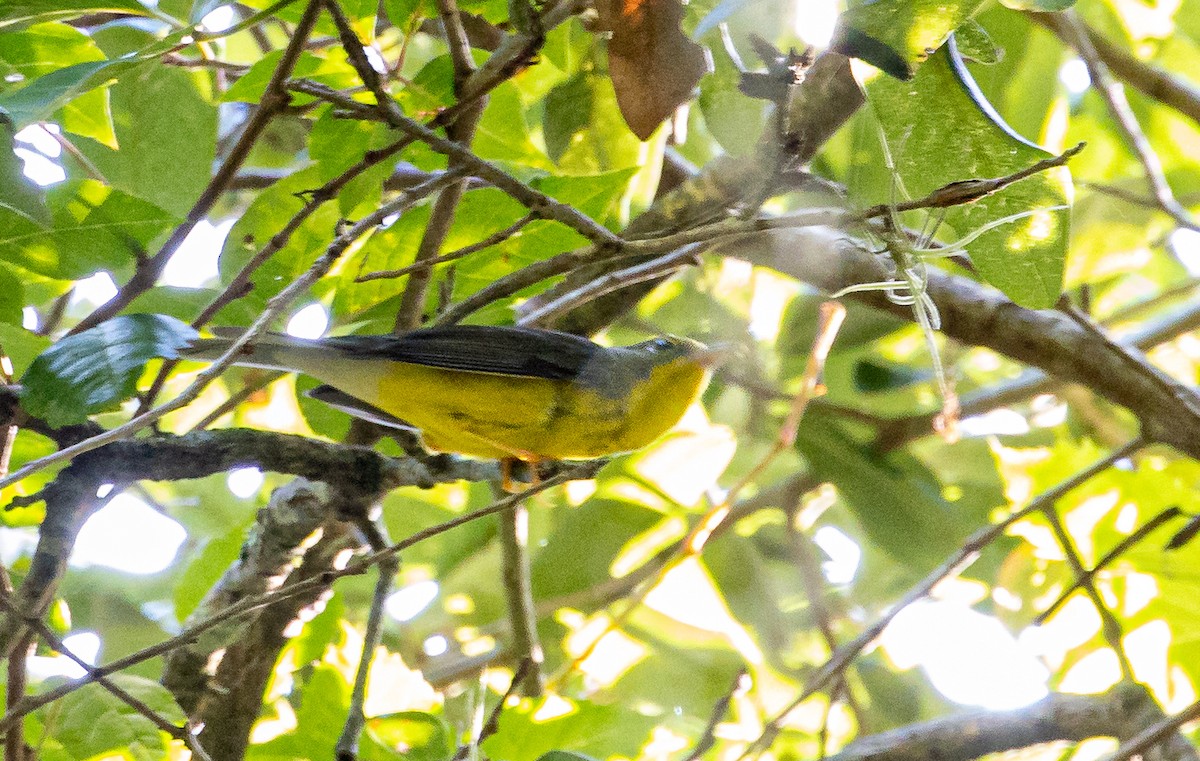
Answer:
74;65;216;217
856;44;1073;308
0;57;136;129
217;165;342;319
330;200;432;318
253;665;349;758
223;49;359;105
37;674;184;761
0;322;50;376
383;0;430;25
794;406;970;566
0;0;151;29
291;590;345;667
173;523;250;620
474;82;550;167
366;711;454;761
531;498;661;599
544;73;593;163
954;19;1003;65
307;107;392;214
831;0;988;79
481;697;657;761
0;113;50;229
0;21;116;146
999;0;1075;9
0;263;25;326
698;42;769;157
536;753;600;761
0;179;177;279
19;313;199;427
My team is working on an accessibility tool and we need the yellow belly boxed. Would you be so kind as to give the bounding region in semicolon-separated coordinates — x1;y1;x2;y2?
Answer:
297;357;707;461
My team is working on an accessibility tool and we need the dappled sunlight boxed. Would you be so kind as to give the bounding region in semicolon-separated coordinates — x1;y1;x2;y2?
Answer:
641;725;689;761
8;1;1200;758
162;219;231;288
1058;649;1122;694
643;558;763;665
560;609;648;687
249;699;298;744
386;580;440;622
1125;620;1172;703
991;440;1054;507
812;526;860;584
286;303;330;339
632;406;736;506
1121;570;1159;617
363;647;442;716
1064;489;1121;564
244;376;307;432
227;466;265;498
71;493;186;574
1021;596;1103;670
26;631;99;681
881;600;1049;709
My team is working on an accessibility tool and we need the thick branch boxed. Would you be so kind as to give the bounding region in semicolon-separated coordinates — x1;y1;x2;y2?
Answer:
729;227;1200;459
162;479;338;714
195;521;358;760
825;684;1195;761
1030;12;1200;130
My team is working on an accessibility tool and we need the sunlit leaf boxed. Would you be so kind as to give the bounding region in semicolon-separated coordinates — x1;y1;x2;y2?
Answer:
854;44;1073;308
0;179;177;279
36;675;184;761
0;0;151;28
19;313;198;426
831;0;988;79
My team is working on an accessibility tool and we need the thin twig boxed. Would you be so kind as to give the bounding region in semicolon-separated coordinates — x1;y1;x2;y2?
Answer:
498;497;543;696
1054;12;1199;233
480;658;532;740
449;658;536;761
735;437;1146;761
443;146;1083;325
321;0;486;331
551;303;845;687
287;79;625;248
785;507;867;733
336;518;398;761
517;244;706;327
1037;506;1135;680
685;668;749;761
1036;506;1183;624
1103;698;1200;761
5;631;32;761
11;608;214;761
0;173;455;492
191;373;283;430
68;0;326;336
356;213;534;282
0;463;598;733
1029;13;1200;129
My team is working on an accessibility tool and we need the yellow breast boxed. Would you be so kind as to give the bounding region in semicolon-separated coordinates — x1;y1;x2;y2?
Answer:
298;356;709;461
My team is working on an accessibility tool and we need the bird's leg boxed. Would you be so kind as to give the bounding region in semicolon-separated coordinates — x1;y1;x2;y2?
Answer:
500;455;541;493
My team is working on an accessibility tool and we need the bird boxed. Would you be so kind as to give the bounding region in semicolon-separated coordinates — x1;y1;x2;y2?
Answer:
183;324;728;488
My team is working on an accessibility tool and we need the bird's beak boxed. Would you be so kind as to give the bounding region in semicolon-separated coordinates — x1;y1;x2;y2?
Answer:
692;343;738;370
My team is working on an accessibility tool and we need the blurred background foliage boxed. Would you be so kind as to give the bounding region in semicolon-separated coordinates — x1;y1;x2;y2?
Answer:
2;0;1200;758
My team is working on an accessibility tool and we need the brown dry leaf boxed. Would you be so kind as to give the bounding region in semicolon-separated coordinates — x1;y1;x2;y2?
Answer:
602;0;709;140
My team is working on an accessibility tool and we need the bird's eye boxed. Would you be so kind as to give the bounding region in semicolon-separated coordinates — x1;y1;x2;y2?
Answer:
649;337;673;352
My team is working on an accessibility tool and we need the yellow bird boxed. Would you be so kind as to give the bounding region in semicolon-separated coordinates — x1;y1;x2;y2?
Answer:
184;325;727;484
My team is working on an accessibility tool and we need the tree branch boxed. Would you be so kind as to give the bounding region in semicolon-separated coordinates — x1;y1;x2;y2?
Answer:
823;684;1194;761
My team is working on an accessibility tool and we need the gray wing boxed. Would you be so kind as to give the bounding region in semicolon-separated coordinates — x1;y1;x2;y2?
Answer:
322;325;600;381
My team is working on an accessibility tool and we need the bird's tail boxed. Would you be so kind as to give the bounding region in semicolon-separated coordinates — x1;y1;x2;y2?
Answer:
181;329;336;373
